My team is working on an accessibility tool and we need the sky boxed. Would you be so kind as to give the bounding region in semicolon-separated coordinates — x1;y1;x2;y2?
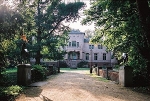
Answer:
64;0;95;32
3;0;95;32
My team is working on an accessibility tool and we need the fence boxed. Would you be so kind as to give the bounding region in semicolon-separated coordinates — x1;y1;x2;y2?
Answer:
93;67;119;83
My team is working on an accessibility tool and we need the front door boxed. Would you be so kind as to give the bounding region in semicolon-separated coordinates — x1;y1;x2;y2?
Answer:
72;52;77;59
70;60;77;68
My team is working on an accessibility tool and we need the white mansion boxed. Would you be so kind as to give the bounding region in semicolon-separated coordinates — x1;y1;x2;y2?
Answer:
63;30;118;68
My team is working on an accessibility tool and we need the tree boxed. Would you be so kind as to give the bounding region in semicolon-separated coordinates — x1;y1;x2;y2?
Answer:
84;29;94;39
82;0;150;84
0;0;37;69
136;0;150;82
33;0;85;64
82;0;140;57
0;0;85;67
0;1;24;77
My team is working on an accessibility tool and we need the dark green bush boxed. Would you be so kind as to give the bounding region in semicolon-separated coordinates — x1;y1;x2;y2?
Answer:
3;85;23;96
77;61;88;68
0;85;23;101
31;65;48;82
59;61;68;68
0;72;17;86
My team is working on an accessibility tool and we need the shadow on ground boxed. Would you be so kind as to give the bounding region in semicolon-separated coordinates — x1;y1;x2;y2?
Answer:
23;87;53;101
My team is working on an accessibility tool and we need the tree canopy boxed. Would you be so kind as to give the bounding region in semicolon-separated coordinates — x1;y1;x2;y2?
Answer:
32;0;85;64
0;0;85;65
82;0;150;85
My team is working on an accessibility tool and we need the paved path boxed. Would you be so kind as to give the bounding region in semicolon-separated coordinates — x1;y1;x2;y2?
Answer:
16;69;150;101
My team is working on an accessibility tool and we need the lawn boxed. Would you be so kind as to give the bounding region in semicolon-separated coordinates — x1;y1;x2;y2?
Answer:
6;68;17;73
60;67;90;71
0;68;17;86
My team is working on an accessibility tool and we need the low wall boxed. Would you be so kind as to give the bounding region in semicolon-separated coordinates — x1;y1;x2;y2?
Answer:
30;61;58;67
97;69;119;83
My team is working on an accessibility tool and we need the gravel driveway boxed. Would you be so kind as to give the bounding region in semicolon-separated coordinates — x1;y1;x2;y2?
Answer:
16;69;150;101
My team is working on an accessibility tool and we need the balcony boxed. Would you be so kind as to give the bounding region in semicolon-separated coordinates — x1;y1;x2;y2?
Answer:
65;46;81;52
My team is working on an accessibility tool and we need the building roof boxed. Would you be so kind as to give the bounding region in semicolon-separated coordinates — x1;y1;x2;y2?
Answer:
68;29;85;34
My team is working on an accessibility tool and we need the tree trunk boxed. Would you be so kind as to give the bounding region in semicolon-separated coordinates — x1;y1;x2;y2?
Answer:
136;0;150;84
35;33;42;65
35;50;41;64
35;1;42;65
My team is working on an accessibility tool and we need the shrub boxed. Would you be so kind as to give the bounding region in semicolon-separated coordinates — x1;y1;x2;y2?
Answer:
31;65;48;82
0;68;17;86
77;61;88;68
3;85;23;96
0;85;23;101
113;65;120;70
59;61;68;68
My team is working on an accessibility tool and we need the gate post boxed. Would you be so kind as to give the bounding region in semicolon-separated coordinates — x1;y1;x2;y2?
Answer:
119;66;133;87
17;64;31;86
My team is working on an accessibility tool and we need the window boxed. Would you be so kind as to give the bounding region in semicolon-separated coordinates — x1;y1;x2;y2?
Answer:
72;41;76;47
103;53;106;60
72;52;77;59
86;53;89;60
69;42;71;47
98;45;103;49
94;53;98;60
89;45;91;49
77;42;79;47
92;45;94;49
89;45;94;49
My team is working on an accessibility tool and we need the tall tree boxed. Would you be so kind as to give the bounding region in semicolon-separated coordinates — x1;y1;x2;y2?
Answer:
136;0;150;82
33;0;85;64
82;0;150;84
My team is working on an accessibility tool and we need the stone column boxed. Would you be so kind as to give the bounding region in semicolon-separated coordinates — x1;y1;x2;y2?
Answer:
17;64;31;86
80;51;82;59
66;53;68;59
119;66;133;87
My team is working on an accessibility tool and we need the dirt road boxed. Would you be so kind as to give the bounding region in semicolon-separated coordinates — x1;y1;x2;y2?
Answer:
16;69;150;101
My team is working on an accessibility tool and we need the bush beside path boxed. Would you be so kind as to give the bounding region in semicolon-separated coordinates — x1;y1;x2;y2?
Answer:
16;69;150;101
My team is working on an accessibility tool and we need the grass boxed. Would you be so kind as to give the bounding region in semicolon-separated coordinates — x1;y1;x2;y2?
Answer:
88;72;110;82
60;67;89;71
5;68;17;73
60;68;109;82
0;68;17;86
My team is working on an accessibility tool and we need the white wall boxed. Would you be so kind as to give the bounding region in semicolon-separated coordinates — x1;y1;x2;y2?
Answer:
63;30;118;67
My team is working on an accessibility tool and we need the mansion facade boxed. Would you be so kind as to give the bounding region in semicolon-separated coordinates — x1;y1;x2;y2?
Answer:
63;30;118;68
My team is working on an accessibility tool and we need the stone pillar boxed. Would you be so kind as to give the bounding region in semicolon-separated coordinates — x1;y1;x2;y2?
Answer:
17;64;31;86
106;67;112;79
97;67;102;76
119;66;133;87
66;53;68;59
80;51;82;59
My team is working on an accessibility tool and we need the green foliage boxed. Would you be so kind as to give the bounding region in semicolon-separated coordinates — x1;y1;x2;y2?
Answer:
0;71;17;86
5;68;17;73
32;65;48;81
113;65;120;70
0;85;23;101
59;61;68;68
0;0;85;65
0;0;36;66
32;0;85;64
0;51;6;78
0;5;17;41
82;0;150;83
77;61;88;68
3;85;23;96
